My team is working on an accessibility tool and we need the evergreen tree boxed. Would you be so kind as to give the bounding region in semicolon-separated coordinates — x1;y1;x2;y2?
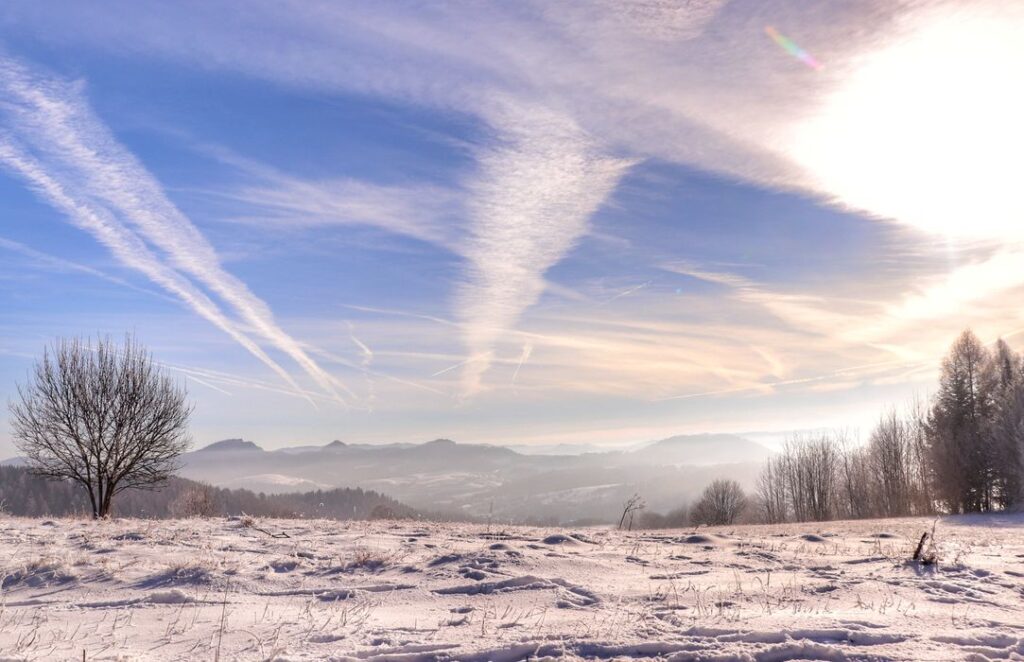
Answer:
984;339;1024;507
927;330;992;512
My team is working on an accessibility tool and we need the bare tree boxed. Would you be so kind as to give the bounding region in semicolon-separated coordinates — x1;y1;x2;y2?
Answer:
780;435;839;522
906;396;935;514
10;336;192;518
755;454;789;523
171;485;218;518
836;441;874;520
618;493;646;530
867;410;914;517
691;479;747;526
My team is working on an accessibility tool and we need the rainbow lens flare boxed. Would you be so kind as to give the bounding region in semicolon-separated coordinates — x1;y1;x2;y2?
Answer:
765;25;824;71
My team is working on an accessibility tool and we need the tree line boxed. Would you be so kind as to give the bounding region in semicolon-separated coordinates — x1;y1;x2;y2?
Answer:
634;329;1024;528
754;329;1024;523
0;464;417;520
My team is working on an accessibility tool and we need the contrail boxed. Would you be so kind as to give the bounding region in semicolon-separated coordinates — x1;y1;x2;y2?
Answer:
0;141;318;396
0;236;174;302
346;321;374;368
164;363;337;404
340;303;458;327
511;343;533;385
0;57;344;405
184;374;233;396
600;280;652;306
432;352;492;378
308;345;448;397
0;139;319;408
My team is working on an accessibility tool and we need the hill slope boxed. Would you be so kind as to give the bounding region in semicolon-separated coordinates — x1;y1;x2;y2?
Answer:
178;434;772;523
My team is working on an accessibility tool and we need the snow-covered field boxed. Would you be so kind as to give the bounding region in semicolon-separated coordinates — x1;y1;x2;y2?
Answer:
1;515;1023;661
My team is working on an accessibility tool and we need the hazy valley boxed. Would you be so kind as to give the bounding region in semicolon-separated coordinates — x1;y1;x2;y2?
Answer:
173;434;771;523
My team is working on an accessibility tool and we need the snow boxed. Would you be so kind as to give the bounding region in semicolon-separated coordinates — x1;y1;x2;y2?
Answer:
227;474;330;488
0;514;1023;660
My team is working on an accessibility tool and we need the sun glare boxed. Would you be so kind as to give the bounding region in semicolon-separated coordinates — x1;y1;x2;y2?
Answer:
790;6;1024;241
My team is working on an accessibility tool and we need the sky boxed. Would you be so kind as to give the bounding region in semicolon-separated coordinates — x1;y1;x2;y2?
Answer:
1;1;1023;456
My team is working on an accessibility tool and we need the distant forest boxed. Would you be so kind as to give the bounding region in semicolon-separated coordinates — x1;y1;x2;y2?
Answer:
635;328;1024;529
0;465;418;521
752;329;1024;523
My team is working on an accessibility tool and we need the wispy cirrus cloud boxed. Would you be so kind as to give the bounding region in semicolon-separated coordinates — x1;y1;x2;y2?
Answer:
455;101;633;394
196;107;634;396
0;58;344;404
194;145;464;251
884;251;1024;325
186;124;631;396
663;251;1024;378
7;2;1024;241
4;0;1024;428
662;262;866;339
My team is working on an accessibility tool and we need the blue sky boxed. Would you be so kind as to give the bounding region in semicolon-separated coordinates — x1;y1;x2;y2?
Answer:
2;1;1023;455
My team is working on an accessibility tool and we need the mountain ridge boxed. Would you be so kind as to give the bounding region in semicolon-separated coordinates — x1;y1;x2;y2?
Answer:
193;432;769;460
197;438;264;453
181;433;771;523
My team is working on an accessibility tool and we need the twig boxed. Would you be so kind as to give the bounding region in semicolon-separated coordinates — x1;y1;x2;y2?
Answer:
253;527;290;539
912;532;928;561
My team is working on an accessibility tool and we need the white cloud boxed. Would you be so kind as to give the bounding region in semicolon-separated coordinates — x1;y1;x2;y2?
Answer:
787;4;1024;240
663;262;864;338
9;1;1023;246
195;146;464;250
884;250;1024;324
544;1;726;43
0;139;313;401
455;100;633;394
5;0;1024;413
0;58;345;404
191;108;634;398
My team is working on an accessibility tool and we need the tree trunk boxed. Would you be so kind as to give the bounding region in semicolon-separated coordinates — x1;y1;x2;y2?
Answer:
86;484;99;519
98;483;115;519
96;481;111;518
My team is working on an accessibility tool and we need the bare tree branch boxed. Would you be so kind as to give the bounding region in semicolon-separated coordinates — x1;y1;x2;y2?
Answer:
10;335;192;518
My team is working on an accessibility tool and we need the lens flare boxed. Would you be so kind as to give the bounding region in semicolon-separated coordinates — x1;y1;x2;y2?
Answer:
765;25;824;71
